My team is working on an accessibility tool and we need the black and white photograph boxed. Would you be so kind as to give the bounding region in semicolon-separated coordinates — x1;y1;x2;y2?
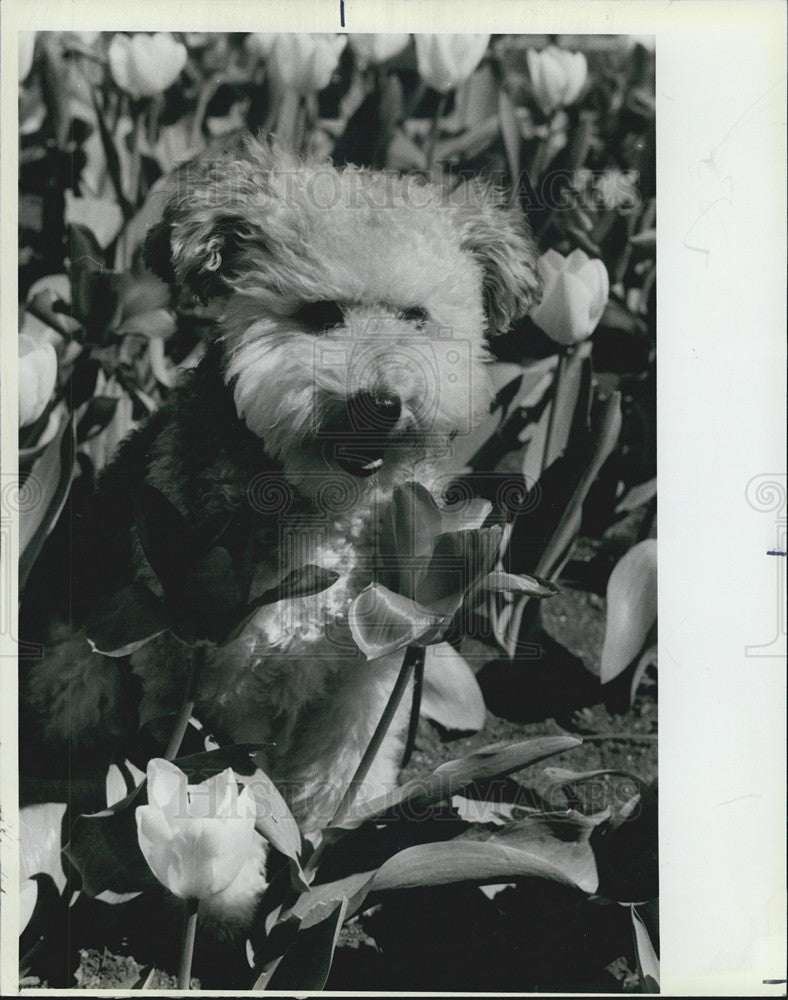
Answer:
1;2;785;996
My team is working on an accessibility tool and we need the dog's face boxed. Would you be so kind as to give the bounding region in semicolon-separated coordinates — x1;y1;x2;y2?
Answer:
148;136;541;497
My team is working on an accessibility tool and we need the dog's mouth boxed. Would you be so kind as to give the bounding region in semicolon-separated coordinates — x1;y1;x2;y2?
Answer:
333;442;386;478
320;392;404;478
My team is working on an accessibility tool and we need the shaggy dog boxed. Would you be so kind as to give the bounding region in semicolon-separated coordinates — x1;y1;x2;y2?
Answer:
24;133;540;923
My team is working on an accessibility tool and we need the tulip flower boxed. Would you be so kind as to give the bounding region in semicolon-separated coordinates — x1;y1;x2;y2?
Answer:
266;33;347;95
19;32;36;82
19;334;57;427
348;482;556;659
348;33;410;67
414;34;490;93
108;33;187;99
245;33;277;60
596;169;641;212
135;759;256;900
526;45;588;116
529;248;609;346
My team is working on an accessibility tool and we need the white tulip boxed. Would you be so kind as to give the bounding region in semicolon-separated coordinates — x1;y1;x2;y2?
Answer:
108;33;187;99
136;759;256;900
19;33;36;82
348;33;410;67
267;33;347;95
19;334;57;427
526;46;588;116
529;248;609;345
414;34;490;94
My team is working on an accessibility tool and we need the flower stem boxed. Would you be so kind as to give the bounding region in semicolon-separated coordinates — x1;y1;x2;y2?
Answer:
541;345;569;476
424;93;449;173
165;642;206;761
177;897;199;990
400;650;425;768
306;645;421;872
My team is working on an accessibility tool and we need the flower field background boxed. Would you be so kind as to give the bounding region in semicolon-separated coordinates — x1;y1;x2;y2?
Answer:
18;32;657;993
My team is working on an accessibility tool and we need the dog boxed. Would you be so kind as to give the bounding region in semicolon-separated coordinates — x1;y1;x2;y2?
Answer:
24;133;541;924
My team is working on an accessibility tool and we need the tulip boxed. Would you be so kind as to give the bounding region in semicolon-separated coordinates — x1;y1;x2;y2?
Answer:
529;248;609;346
245;33;277;60
108;33;187;99
135;759;256;900
266;33;347;95
526;45;588;116
414;34;490;93
19;334;57;427
348;33;410;67
348;482;556;659
596;169;641;212
19;32;36;82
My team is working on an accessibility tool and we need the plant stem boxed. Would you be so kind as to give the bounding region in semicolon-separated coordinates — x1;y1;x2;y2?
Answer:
165;642;207;761
177;897;199;990
424;93;449;173
540;345;569;477
400;650;425;768
304;645;421;877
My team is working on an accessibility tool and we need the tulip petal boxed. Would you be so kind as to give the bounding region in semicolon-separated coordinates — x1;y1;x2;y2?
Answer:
348;584;449;660
146;758;185;816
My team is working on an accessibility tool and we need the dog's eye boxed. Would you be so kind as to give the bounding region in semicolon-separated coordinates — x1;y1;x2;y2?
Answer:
401;305;430;324
295;300;345;331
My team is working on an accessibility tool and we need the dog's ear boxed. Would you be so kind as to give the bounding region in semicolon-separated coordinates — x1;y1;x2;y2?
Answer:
143;200;266;304
144;137;279;303
451;180;542;337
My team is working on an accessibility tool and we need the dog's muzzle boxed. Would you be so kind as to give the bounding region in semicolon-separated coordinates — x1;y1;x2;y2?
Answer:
321;391;402;477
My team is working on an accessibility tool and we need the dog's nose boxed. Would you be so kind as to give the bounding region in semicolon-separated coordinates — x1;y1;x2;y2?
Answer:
346;392;401;434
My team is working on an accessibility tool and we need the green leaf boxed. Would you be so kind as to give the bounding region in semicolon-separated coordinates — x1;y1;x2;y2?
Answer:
372;830;596;894
631;901;660;992
253;896;349;991
599;540;657;685
133;484;197;598
420;642;485;732
85;582;168;657
19;413;75;592
224;565;341;643
244;770;306;886
337;735;581;829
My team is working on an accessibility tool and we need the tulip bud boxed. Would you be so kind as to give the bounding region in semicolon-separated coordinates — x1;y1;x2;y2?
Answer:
19;32;36;82
135;759;256;900
348;33;410;67
526;45;588;116
108;33;187;99
245;33;277;60
414;34;491;94
529;248;609;345
19;334;57;427
266;33;347;95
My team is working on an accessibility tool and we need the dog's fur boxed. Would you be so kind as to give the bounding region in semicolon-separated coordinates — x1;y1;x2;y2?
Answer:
24;134;540;924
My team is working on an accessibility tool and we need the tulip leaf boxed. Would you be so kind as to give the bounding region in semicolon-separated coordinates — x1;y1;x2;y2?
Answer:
244;769;306;880
631;901;660;992
600;539;657;685
254;895;349;991
65;804;161;897
372;822;597;895
421;642;486;732
19;413;76;592
20;803;69;893
133;484;197;599
225;565;341;643
336;735;581;829
85;582;168;657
